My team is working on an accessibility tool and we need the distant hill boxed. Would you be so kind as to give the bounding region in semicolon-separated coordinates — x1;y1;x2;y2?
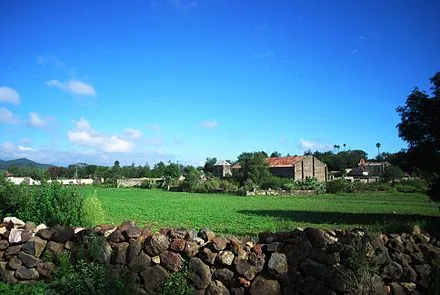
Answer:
0;158;51;170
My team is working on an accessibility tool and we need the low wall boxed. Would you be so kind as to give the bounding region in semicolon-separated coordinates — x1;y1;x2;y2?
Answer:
1;217;439;294
245;189;316;196
117;178;163;188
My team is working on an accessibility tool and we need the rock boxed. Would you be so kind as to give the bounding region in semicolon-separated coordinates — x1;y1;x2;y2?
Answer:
418;234;430;243
123;227;141;239
152;255;161;264
160;251;182;272
400;282;418;294
411;251;424;264
267;242;284;252
52;225;74;243
235;258;258;281
248;252;265;271
231;288;245;295
128;252;151;272
126;240;142;263
391;252;411;266
381;261;403;281
15;266;39;280
411;225;422;236
0;225;7;236
8;255;22;270
212;237;229;251
217;250;235;266
206;280;230;295
308;248;338;265
250;275;281;295
189;257;212;290
8;228;32;244
111;242;129;264
402;264;417;282
370;274;388;295
184;241;199;257
144;234;169;256
2;270;18;283
305;227;326;248
3;217;25;228
24;221;36;232
34;224;47;233
107;230;125;243
64;240;74;250
22;236;47;258
103;242;112;263
299;258;329;280
18;252;40;267
117;220;136;232
168;228;187;239
46;241;65;257
199;228;216;242
5;245;22;257
36;228;54;240
36;262;56;278
199;247;217;265
415;264;432;289
389;282;405;295
213;268;235;283
141;265;169;293
186;229;198;240
325;266;358;293
268;252;288;276
0;239;9;250
170;238;186;252
285;241;312;266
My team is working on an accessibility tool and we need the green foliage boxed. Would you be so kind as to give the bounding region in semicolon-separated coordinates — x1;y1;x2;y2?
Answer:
326;179;353;193
0;177;85;226
314;150;368;172
82;190;106;227
295;177;326;194
383;165;403;182
234;151;271;186
193;178;221;193
203;157;217;175
0;282;49;295
260;175;289;190
427;178;440;202
163;261;194;295
394;179;428;193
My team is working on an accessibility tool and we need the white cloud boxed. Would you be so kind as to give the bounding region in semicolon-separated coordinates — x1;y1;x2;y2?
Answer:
125;128;144;140
47;79;96;96
28;112;46;128
0;86;20;105
67;118;136;153
18;145;37;152
200;120;219;129
298;139;332;152
0;107;19;124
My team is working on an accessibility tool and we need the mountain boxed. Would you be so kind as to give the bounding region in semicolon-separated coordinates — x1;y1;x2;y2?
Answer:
0;158;51;170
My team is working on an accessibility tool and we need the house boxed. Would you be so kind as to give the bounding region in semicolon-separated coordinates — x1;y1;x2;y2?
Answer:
6;177;40;185
266;156;328;182
346;158;391;182
212;160;232;177
231;155;328;182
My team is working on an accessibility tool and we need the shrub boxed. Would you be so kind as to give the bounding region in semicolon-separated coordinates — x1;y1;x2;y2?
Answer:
82;190;106;227
0;282;49;295
325;179;349;193
260;175;288;190
394;179;429;193
295;177;326;194
219;179;239;193
163;261;194;295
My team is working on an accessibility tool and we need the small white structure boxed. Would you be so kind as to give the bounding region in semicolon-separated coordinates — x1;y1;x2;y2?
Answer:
47;178;94;185
6;177;40;185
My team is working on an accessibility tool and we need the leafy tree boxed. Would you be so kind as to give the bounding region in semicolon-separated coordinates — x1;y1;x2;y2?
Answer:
233;151;271;186
203;157;217;174
397;71;440;201
376;142;381;157
383;165;403;182
182;166;200;191
164;162;181;178
270;151;282;157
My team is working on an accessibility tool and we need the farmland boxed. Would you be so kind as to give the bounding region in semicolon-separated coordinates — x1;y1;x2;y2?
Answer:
79;187;440;237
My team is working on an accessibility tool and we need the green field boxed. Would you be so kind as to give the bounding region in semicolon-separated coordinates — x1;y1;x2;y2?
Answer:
79;187;440;237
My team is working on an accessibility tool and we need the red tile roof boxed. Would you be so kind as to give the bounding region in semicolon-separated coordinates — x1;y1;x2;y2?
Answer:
267;156;303;167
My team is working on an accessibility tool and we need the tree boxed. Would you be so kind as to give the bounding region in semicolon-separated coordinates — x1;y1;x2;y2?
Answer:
233;151;271;186
397;71;440;201
203;157;217;175
376;143;381;157
270;151;282;157
383;165;403;183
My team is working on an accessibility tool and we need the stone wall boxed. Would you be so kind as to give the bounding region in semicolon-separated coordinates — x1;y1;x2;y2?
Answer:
1;217;439;294
117;178;163;188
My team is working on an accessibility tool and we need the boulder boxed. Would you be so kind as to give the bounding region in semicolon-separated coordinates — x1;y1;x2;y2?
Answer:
217;250;235;266
212;237;229;251
36;228;54;240
5;245;22;257
2;270;18;283
51;225;74;243
36;261;56;278
402;264;417;282
415;264;432;289
285;241;312;266
189;257;212;290
46;241;65;257
128;251;151;272
3;217;25;228
325;266;358;293
267;242;284;252
199;247;217;265
123;227;141;239
111;242;129;264
22;236;47;258
141;265;169;293
235;258;258;281
184;241;199;257
305;227;326;248
144;234;169;256
199;228;216;242
18;252;40;268
15;266;39;280
268;252;288;276
34;224;47;233
160;251;182;272
24;221;36;232
389;282;405;295
206;280;230;295
107;230;125;243
126;240;142;263
381;261;403;281
308;248;338;265
8;256;22;270
299;258;329;280
213;268;235;283
8;228;32;244
0;239;9;250
249;275;281;295
152;255;161;264
170;238;186;252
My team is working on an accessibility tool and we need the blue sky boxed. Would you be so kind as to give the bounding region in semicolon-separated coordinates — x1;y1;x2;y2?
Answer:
1;0;439;166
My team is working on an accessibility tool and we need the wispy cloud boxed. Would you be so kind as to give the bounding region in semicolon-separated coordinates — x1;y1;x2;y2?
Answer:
351;48;359;54
28;112;46;128
0;107;19;124
47;79;96;96
359;36;368;40
254;50;274;59
298;139;332;152
68;118;137;153
200;120;219;129
37;55;76;76
0;86;20;105
18;145;37;152
168;0;198;9
124;128;144;140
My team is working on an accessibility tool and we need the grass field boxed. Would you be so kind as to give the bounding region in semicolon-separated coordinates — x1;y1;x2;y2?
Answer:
79;187;440;237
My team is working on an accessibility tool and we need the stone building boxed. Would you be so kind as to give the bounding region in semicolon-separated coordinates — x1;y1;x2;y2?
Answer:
267;156;328;182
212;160;232;177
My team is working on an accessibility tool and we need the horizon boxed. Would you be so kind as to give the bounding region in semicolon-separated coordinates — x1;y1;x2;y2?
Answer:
1;0;440;166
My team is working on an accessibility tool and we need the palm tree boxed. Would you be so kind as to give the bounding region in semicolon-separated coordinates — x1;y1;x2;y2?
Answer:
376;142;381;157
343;143;346;151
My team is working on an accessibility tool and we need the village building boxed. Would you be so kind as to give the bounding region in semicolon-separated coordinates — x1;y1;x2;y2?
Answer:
346;158;391;182
267;156;328;182
212;160;232;178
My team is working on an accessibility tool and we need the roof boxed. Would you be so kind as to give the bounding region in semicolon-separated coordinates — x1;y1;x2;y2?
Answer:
267;156;303;167
214;160;231;166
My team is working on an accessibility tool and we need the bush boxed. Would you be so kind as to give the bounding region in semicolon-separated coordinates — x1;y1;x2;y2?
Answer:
163;261;194;295
219;180;239;193
260;175;288;190
394;179;429;193
0;177;85;226
295;177;326;194
0;282;49;295
325;179;350;193
82;190;106;227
